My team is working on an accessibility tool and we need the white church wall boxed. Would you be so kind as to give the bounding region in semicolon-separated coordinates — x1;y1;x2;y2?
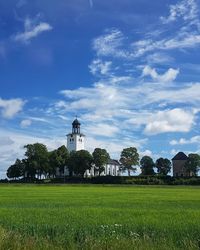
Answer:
67;134;85;152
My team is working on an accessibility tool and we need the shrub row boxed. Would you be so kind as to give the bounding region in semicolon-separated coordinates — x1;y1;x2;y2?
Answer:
1;176;200;185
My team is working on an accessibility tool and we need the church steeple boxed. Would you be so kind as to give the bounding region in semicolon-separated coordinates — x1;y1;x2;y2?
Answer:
67;118;85;152
72;118;81;134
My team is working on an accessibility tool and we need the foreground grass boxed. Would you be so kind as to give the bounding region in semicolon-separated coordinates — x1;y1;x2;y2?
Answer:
0;185;199;249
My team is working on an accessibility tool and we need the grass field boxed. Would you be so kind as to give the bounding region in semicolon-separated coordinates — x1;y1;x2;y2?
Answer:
0;185;199;250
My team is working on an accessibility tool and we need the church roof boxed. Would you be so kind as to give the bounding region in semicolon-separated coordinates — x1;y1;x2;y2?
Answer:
107;159;121;166
172;152;188;161
72;118;81;126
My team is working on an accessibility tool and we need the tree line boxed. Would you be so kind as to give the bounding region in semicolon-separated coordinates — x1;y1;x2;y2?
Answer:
6;143;200;180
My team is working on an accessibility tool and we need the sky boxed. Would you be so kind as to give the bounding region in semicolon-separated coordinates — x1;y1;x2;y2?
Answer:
0;0;200;178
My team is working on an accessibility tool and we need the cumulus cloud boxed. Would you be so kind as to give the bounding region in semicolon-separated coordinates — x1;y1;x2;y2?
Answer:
55;76;200;138
142;66;179;82
170;135;200;145
144;108;196;135
13;17;52;44
0;98;25;119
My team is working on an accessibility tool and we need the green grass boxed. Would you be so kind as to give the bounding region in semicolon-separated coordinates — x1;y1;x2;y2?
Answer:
0;184;200;249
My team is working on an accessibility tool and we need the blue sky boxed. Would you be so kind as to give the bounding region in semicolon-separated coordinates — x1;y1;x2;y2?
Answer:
0;0;200;177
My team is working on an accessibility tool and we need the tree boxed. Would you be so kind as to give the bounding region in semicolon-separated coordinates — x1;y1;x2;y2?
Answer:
56;145;69;174
92;148;110;176
184;153;200;176
49;150;59;177
68;150;77;177
49;146;69;177
68;150;93;177
24;143;49;179
20;158;34;179
140;156;155;175
7;159;23;179
120;147;139;176
155;158;171;175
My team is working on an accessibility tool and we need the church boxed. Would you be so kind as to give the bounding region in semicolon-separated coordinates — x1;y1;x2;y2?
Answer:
56;118;122;177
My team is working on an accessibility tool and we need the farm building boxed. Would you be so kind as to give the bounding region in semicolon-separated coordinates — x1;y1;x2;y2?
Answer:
172;152;188;177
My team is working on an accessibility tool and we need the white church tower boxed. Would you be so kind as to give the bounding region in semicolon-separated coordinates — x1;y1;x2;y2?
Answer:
67;118;85;152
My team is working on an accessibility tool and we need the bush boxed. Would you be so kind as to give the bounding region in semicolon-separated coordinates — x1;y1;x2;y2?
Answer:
3;176;200;185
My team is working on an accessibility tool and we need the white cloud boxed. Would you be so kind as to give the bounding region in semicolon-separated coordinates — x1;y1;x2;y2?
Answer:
0;98;25;119
20;119;32;128
145;82;200;106
133;34;200;57
140;149;153;157
56;77;200;139
146;52;174;64
60;82;130;112
142;66;179;82
92;28;128;58
87;123;119;137
170;135;200;145
93;29;200;60
0;137;14;146
89;59;112;76
92;0;200;61
161;0;200;26
14;17;52;44
144;108;196;135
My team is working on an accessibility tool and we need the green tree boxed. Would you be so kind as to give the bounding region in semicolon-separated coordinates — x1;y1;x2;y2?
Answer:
7;159;23;179
68;150;93;177
24;143;49;179
92;148;110;176
120;147;139;176
49;146;69;177
56;145;69;174
140;156;155;175
49;150;58;177
155;158;171;175
184;153;200;176
68;150;77;177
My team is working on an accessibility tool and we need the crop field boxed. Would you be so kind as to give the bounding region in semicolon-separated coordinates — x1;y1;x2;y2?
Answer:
0;185;199;250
